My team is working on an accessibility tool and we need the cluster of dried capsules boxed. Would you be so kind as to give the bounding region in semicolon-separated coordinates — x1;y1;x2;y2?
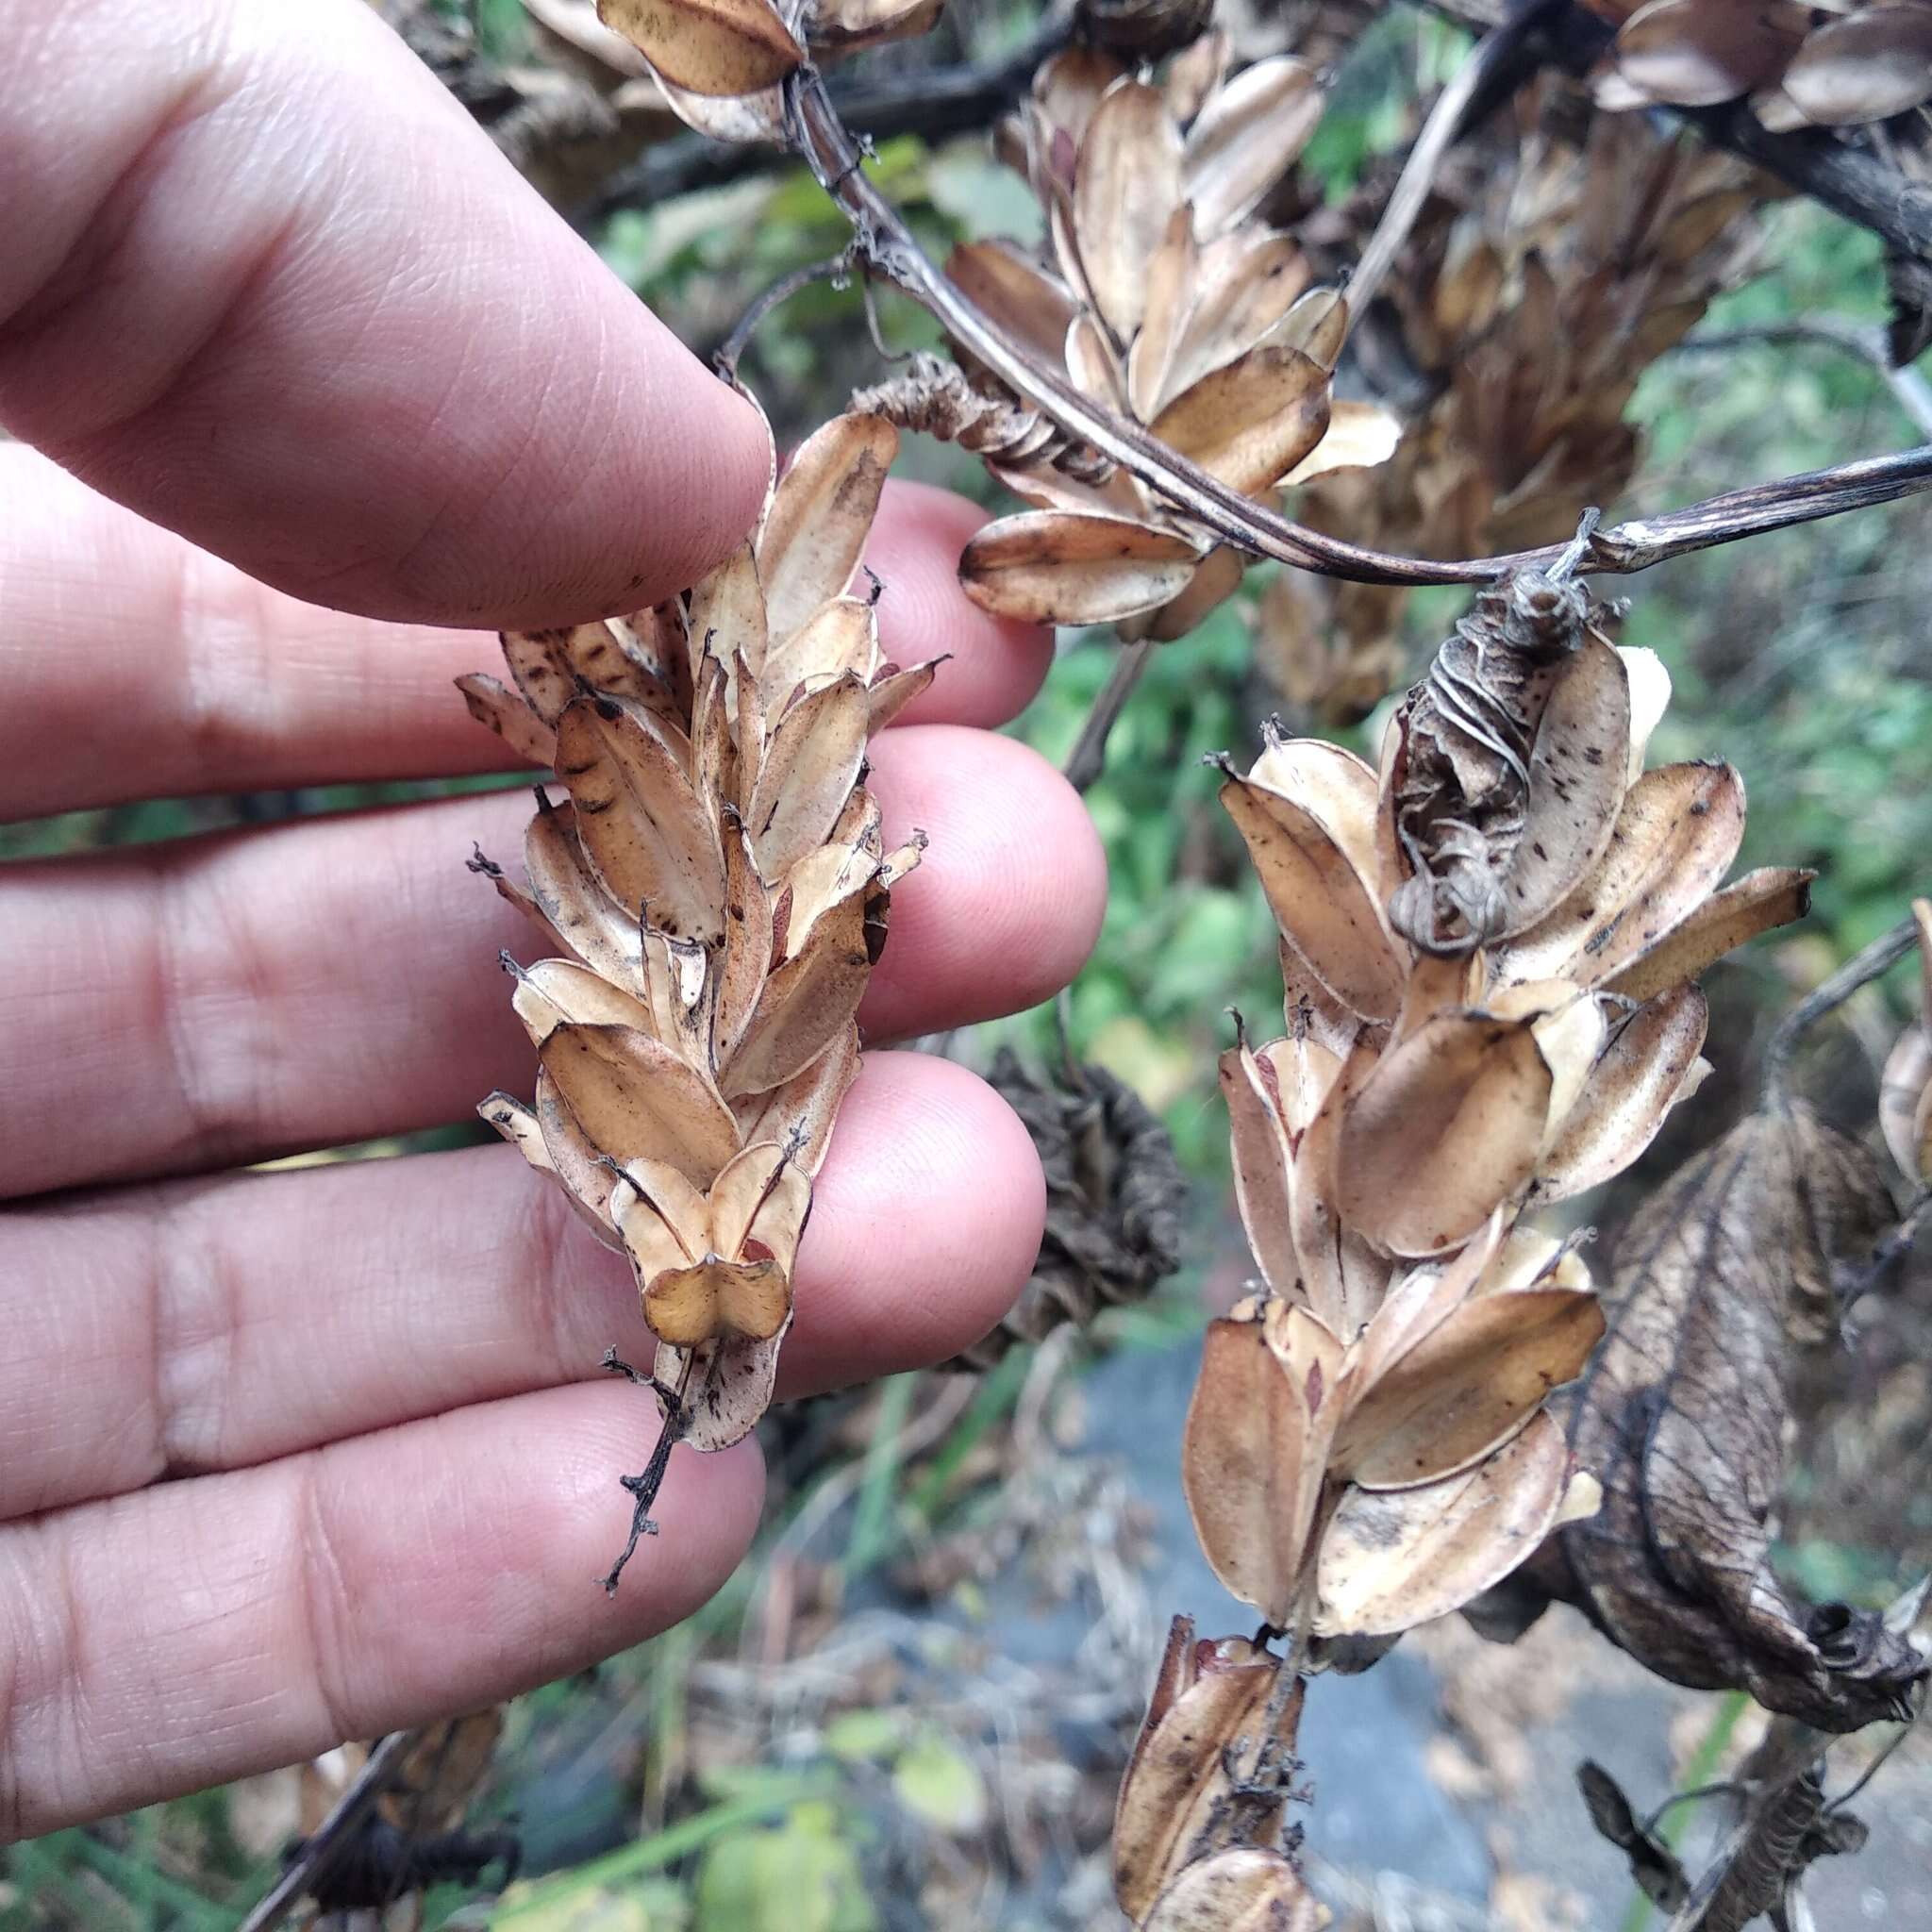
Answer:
461;413;935;1506
1108;567;1814;1925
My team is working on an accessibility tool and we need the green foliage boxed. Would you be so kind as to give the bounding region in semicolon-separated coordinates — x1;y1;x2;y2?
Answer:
691;1802;875;1932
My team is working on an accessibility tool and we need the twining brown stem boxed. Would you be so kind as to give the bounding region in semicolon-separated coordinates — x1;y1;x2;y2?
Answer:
235;1731;414;1932
1342;0;1563;338
1761;912;1924;1110
786;70;1932;588
1063;638;1156;792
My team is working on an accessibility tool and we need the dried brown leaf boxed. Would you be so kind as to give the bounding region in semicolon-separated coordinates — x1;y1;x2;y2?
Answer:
1603;865;1814;1003
1073;79;1181;342
1535;983;1709;1202
723;887;869;1096
1148;343;1330;495
1335;1011;1554;1257
1498;761;1746;987
524;799;647;996
1220;766;1404;1023
456;673;557;767
538;1022;741;1184
1182;1303;1341;1627
1557;1104;1924;1729
1316;1412;1585;1637
944;241;1078;371
744;674;869;883
958;511;1202;625
1113;1623;1289;1922
1610;0;1807;108
1773;5;1932;126
731;1021;858;1174
1336;1286;1603;1488
1141;1848;1325;1932
595;0;803;97
759;414;897;641
1182;57;1324;239
555;692;726;943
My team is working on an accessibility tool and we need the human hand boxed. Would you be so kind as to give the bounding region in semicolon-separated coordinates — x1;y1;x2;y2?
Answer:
0;0;1105;1840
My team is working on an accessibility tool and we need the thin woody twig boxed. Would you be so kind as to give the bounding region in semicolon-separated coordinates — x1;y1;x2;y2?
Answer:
599;1346;698;1593
1343;0;1563;337
1063;638;1157;793
1677;319;1932;441
235;1732;414;1932
712;248;856;380
1762;913;1924;1109
789;66;1932;590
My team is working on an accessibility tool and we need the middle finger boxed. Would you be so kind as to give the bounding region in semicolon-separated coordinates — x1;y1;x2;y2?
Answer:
0;724;1106;1196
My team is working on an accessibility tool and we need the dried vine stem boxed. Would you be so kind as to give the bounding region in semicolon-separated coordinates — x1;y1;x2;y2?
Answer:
785;73;1932;588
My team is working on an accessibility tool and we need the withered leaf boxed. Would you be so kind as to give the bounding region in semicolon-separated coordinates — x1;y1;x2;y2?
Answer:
523;800;647;996
1073;79;1181;343
480;1087;622;1251
1610;0;1808;107
1535;983;1709;1202
1554;1102;1924;1730
1771;5;1932;127
1148;343;1330;496
731;1022;859;1174
1335;1289;1604;1489
644;1257;789;1346
1280;399;1403;489
1154;231;1312;416
1499;761;1746;987
1140;1848;1324;1932
944;241;1078;371
1335;1010;1554;1257
1112;1622;1290;1923
1220;765;1404;1023
759;415;897;641
1181;56;1324;239
596;0;804;97
958;511;1202;625
723;888;870;1096
1316;1412;1589;1637
1603;865;1814;1003
687;542;768;682
555;692;726;944
538;1023;741;1185
455;673;557;767
743;674;869;883
1181;1304;1340;1629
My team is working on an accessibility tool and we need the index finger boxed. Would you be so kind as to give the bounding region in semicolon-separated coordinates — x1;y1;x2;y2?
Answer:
0;0;770;629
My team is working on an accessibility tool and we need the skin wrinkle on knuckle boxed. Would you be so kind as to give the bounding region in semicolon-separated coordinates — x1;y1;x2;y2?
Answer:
150;845;267;1175
0;1519;90;1843
146;1182;240;1478
171;538;285;791
292;1456;360;1756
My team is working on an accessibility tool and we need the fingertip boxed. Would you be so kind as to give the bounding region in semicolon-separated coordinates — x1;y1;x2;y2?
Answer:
789;1052;1046;1383
867;483;1053;727
863;726;1108;1036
